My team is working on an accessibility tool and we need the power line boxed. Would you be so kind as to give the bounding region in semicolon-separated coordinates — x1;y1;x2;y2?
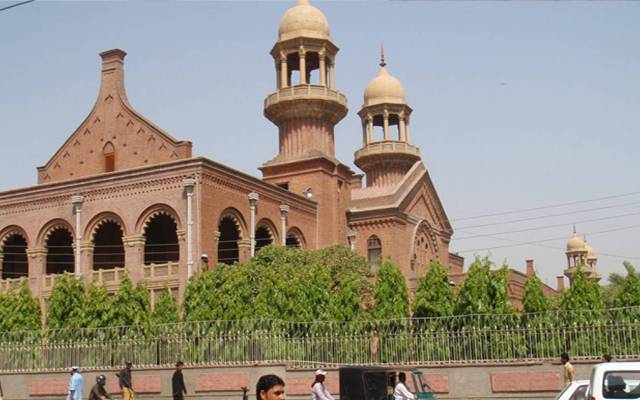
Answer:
0;0;35;13
455;210;640;240
455;200;640;230
455;224;640;259
450;190;640;222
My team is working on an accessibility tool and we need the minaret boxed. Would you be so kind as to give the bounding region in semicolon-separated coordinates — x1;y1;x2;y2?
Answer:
564;228;601;283
260;0;352;247
354;47;420;187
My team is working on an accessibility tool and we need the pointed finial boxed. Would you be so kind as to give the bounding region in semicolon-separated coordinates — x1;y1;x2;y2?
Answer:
572;224;576;234
297;0;310;5
379;42;386;67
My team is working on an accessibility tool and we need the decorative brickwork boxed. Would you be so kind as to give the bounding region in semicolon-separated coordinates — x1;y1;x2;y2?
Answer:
490;371;562;392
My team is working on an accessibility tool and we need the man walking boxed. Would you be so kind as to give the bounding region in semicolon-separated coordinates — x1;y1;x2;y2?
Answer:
561;352;576;387
172;361;187;400
67;366;83;400
88;375;112;400
118;361;135;400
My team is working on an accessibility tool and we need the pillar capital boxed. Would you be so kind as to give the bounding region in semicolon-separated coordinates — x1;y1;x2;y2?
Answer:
27;247;47;258
182;177;196;192
176;229;186;241
122;234;145;247
298;45;306;57
279;204;290;216
249;192;260;206
71;195;85;206
80;243;95;253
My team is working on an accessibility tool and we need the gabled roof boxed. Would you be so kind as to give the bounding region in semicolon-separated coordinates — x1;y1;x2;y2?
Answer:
349;161;453;234
37;49;192;184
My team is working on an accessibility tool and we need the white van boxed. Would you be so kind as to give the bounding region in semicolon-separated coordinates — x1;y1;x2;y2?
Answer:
587;362;640;400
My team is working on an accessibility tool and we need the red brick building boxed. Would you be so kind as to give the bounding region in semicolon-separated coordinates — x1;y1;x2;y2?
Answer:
1;0;555;308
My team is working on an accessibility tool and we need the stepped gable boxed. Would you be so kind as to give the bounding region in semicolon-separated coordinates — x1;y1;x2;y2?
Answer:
37;49;192;184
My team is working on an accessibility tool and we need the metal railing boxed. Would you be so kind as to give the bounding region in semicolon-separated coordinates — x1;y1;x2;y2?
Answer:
1;308;640;372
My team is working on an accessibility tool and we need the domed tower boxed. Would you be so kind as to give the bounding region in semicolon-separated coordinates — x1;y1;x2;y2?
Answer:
260;0;353;247
354;50;420;187
564;229;600;283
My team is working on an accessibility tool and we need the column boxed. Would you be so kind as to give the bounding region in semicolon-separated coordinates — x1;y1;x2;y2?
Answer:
183;178;196;278
249;192;259;257
80;243;94;285
238;239;251;262
383;111;389;141
213;231;221;265
279;205;289;246
399;114;407;142
71;195;84;279
347;229;356;251
319;50;326;86
280;53;288;89
328;61;335;89
27;247;47;298
367;116;374;143
406;116;411;143
123;234;145;283
276;60;281;89
362;122;367;146
298;47;307;85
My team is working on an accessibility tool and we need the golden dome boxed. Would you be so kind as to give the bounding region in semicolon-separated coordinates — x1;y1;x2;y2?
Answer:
278;0;330;42
586;244;597;260
566;233;586;252
363;66;406;107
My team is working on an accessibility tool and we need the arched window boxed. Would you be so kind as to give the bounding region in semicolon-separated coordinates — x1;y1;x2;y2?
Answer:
144;213;179;264
286;229;305;249
255;225;274;254
93;221;125;270
2;233;28;279
103;142;115;172
367;235;382;271
46;227;74;275
218;215;240;265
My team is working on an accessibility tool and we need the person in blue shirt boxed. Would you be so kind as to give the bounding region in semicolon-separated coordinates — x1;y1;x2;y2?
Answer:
67;366;83;400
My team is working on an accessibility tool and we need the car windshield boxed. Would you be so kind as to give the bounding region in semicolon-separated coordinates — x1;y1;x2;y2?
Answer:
603;371;640;399
555;384;574;400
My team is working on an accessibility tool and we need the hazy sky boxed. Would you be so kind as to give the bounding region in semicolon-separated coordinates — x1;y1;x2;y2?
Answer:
1;0;639;287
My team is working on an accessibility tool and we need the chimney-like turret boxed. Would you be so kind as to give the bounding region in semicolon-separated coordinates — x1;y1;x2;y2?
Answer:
556;275;565;291
526;259;535;277
98;49;129;104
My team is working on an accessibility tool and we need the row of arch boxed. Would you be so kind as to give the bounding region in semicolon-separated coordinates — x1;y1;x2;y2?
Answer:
0;206;306;280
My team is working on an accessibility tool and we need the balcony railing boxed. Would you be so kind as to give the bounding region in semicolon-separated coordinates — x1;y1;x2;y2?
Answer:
264;84;347;108
91;267;126;289
0;277;25;292
355;141;421;159
144;262;180;289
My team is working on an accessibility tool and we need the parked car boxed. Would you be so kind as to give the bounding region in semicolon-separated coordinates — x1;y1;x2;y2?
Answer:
555;380;589;400
587;362;640;400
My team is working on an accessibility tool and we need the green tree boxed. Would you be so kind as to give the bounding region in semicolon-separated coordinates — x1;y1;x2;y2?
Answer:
313;245;371;322
80;282;112;333
371;259;409;320
151;287;179;325
559;267;604;323
413;261;454;319
613;262;640;321
108;274;150;336
559;267;605;356
454;256;493;320
45;274;84;336
0;281;41;337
